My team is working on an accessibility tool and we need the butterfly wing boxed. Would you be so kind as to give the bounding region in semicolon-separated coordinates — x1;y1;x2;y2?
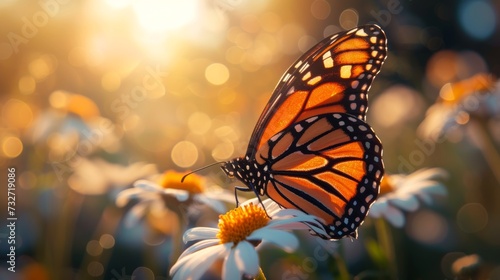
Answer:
247;24;387;157
255;113;383;239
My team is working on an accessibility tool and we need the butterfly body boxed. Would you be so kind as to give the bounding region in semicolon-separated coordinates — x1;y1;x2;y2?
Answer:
221;25;387;239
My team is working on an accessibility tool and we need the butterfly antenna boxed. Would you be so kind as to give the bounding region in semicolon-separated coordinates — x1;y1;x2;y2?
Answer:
181;161;225;182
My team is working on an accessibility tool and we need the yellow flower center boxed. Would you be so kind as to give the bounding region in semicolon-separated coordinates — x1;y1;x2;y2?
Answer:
157;170;205;194
217;203;270;245
439;73;494;105
379;175;395;196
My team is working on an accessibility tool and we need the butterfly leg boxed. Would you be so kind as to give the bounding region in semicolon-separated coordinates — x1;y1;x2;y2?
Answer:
234;186;271;219
234;185;252;207
234;184;272;218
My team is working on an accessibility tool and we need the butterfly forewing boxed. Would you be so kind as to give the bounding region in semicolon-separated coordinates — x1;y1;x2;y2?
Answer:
248;25;387;155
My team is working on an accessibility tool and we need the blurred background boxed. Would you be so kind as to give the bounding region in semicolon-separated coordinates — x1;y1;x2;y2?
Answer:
0;0;499;279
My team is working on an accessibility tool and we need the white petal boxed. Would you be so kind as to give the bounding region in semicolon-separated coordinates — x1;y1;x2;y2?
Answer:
183;227;219;242
115;188;144;207
262;199;282;214
383;205;405;227
267;214;328;237
124;202;149;227
223;247;242;280
271;208;308;218
249;228;298;252
178;238;221;259
162;189;189;201
418;192;431;205
268;215;324;231
409;168;448;182
171;243;228;280
133;180;163;191
240;197;260;206
194;195;227;213
235;241;259;277
420;185;447;203
423;184;447;196
390;195;419;211
134;180;189;201
368;200;388;218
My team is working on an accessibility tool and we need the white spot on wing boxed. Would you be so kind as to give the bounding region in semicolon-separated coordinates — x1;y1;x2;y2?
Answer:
347;28;358;35
282;72;291;82
302;71;312;81
355;29;368;36
299;62;310;73
323;57;334;68
295;124;303;132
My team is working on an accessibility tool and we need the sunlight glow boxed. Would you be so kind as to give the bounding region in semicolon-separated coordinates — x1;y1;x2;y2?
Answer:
132;0;200;33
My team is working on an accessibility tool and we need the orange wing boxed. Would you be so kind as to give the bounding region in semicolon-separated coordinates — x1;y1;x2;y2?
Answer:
255;113;383;239
247;25;387;155
220;24;387;240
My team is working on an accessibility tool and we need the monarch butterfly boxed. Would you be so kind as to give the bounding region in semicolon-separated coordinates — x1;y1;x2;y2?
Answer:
189;25;387;239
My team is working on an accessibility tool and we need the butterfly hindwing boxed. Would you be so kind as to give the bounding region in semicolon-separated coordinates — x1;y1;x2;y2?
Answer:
248;25;387;155
255;113;383;239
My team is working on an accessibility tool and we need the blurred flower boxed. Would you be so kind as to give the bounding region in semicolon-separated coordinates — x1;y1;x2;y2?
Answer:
169;198;327;280
67;158;157;195
418;73;497;140
116;170;235;230
27;91;121;159
369;168;448;227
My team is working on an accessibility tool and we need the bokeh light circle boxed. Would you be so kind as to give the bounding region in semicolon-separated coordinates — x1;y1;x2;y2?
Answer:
406;210;448;244
171;141;198;168
86;240;103;256
458;0;496;40
132;266;155;280
2;99;33;129
456;203;488;233
18;76;36;94
205;63;230;85
426;50;458;87
310;0;331;20
2;136;23;158
188;112;212;134
99;234;115;249
339;9;359;30
87;261;104;277
371;85;424;128
212;141;235;160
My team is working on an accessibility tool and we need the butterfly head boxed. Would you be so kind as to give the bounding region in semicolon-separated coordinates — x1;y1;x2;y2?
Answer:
221;156;252;181
221;156;268;195
221;159;238;179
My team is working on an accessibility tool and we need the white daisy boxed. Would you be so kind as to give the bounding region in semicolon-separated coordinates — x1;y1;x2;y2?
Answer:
169;198;327;280
67;158;157;195
369;168;448;227
28;91;121;159
116;170;235;228
418;73;496;141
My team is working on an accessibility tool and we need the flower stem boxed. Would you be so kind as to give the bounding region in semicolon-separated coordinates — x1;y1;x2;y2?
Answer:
469;116;500;185
375;218;397;279
254;267;267;280
50;189;83;280
334;253;351;280
80;206;122;280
